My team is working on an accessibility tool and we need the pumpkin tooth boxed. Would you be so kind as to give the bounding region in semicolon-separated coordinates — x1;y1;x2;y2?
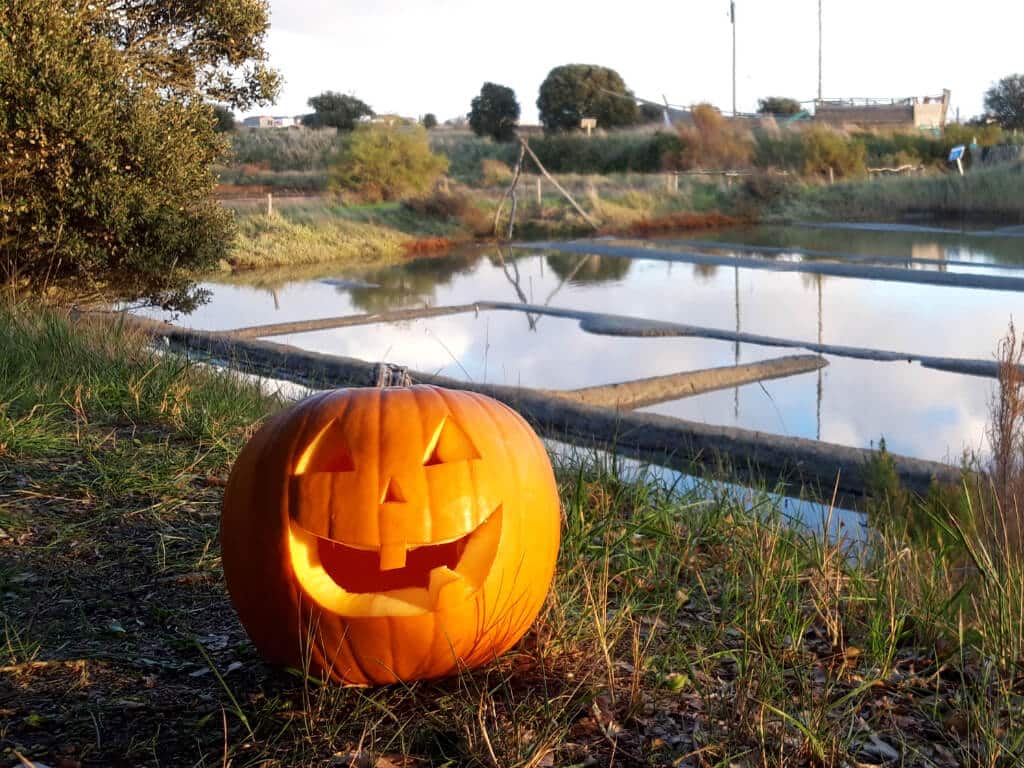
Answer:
379;542;408;571
427;565;464;609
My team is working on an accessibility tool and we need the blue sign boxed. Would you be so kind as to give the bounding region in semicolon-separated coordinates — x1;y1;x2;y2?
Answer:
948;145;965;163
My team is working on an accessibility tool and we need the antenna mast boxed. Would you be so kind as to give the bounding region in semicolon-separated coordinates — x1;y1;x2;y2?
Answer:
817;0;823;102
731;1;737;115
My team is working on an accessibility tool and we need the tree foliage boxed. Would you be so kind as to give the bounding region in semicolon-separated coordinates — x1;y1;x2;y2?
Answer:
468;82;520;142
302;92;375;131
213;105;236;132
330;125;448;203
757;97;802;116
421;113;438;130
639;102;666;124
536;64;640;132
984;75;1024;131
1;0;278;309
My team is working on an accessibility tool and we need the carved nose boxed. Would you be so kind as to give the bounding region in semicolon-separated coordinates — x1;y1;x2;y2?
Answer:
380;476;406;504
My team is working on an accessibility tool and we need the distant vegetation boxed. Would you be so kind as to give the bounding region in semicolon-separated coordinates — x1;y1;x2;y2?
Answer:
984;74;1024;131
301;91;374;130
757;96;802;116
330;124;448;203
537;64;639;132
469;82;521;142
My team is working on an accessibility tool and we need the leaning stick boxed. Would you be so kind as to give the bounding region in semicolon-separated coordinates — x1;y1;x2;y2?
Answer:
518;137;600;230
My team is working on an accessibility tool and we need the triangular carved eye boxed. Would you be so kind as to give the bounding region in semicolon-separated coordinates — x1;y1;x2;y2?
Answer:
294;419;355;474
423;416;480;466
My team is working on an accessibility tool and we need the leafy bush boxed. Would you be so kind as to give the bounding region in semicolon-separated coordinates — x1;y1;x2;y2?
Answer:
402;189;491;235
754;125;865;178
432;131;681;181
673;104;753;170
330;125;448;202
422;113;438;129
480;159;514;186
527;132;683;174
0;0;275;310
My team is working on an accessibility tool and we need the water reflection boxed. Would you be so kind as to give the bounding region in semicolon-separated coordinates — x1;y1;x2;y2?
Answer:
142;225;1023;463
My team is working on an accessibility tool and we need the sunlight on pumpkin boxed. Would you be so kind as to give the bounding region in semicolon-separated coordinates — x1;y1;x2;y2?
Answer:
287;506;503;618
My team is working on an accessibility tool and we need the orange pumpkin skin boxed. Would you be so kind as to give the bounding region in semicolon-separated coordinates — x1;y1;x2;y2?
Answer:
221;385;561;686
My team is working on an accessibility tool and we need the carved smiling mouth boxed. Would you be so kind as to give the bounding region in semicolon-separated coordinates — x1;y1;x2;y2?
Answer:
287;505;503;618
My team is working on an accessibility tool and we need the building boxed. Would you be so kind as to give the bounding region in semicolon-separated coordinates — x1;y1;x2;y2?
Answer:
241;115;303;129
814;90;950;131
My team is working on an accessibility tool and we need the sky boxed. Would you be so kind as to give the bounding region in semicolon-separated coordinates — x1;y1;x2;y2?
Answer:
249;1;1024;124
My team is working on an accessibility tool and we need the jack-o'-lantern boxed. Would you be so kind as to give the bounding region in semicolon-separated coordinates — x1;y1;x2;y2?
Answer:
221;385;561;685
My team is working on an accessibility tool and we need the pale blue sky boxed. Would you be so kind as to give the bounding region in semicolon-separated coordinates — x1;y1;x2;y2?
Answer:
250;1;1023;123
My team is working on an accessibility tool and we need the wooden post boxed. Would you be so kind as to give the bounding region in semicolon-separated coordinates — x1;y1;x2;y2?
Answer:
828;167;835;185
536;177;542;207
266;192;273;216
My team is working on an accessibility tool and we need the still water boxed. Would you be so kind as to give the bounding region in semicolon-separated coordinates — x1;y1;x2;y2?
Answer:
154;224;1024;465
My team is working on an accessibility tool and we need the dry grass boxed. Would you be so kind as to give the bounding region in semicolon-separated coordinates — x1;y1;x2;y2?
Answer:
985;322;1024;555
4;304;1024;766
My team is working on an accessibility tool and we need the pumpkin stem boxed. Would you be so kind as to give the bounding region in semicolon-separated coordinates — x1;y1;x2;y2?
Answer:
372;362;413;388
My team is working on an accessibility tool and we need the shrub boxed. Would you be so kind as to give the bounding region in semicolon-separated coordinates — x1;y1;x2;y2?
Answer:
422;113;438;129
480;159;514;186
230;129;341;171
527;132;683;174
754;125;865;179
331;125;448;202
0;0;276;310
402;189;491;235
673;104;753;170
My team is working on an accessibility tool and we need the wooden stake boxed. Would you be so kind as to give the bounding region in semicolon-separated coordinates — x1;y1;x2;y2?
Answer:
266;192;273;216
518;137;599;230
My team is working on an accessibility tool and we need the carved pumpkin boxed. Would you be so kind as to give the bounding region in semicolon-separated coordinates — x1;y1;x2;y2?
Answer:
221;385;561;685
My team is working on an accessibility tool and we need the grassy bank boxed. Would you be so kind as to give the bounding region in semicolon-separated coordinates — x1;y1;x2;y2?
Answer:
224;174;739;274
774;162;1024;224
2;302;1023;766
226;201;462;271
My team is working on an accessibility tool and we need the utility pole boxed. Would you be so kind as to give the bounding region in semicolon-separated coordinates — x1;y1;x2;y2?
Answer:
817;0;823;102
731;1;737;116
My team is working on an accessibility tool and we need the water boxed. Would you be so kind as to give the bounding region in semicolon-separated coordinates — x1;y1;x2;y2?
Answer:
149;224;1024;465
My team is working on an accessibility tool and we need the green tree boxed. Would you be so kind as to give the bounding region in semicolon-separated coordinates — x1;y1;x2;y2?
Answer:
212;105;236;132
302;92;375;130
984;75;1024;131
422;113;438;129
331;125;448;202
0;0;278;310
640;102;666;123
757;97;802;116
468;82;520;142
536;64;640;132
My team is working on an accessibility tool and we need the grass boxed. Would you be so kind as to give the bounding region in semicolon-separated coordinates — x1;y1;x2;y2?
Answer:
2;301;1024;766
226;202;461;272
775;162;1024;224
220;174;739;275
